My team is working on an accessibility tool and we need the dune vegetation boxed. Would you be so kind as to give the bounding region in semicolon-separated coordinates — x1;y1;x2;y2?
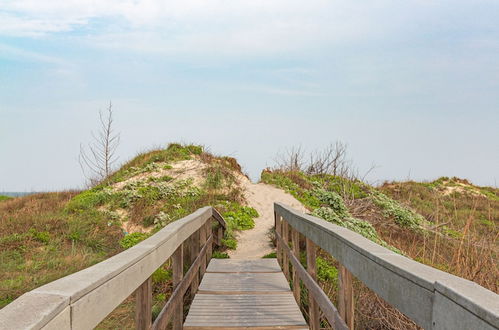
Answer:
0;143;258;329
261;168;498;329
1;143;496;329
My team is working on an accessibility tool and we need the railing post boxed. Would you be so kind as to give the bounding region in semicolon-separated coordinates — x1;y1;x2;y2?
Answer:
306;238;320;330
217;225;223;246
282;220;290;281
190;230;200;298
199;223;207;278
291;226;300;305
206;219;213;263
338;265;354;330
275;212;282;267
173;243;184;330
135;276;152;330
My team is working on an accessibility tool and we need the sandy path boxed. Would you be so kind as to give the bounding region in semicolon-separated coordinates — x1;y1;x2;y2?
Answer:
229;180;308;259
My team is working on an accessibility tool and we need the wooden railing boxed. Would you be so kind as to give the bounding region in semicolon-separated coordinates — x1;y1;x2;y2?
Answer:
0;206;226;330
275;203;499;330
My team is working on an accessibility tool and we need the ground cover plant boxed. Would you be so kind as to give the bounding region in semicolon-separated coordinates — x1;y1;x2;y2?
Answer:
261;145;498;329
0;143;258;329
0;195;12;202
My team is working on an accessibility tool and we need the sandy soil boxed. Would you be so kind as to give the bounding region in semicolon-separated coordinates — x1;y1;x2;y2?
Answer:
229;179;308;259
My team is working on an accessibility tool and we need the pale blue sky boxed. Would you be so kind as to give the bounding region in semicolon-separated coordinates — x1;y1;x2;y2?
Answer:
1;0;498;191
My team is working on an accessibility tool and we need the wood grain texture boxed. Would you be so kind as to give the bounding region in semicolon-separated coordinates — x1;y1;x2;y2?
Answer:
306;238;319;330
135;277;152;330
173;244;183;330
275;213;282;267
276;231;348;330
152;237;212;330
282;221;290;281
184;259;307;328
199;272;291;293
190;230;200;298
291;226;300;305
206;259;281;273
338;265;354;329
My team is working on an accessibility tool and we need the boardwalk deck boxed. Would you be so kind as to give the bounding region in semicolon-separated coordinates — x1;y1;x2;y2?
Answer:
184;259;308;329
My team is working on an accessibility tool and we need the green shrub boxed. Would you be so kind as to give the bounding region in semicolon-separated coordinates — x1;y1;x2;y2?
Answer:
119;232;151;249
261;171;321;209
152;305;162;320
223;205;258;231
28;229;50;244
312;207;390;247
313;189;350;217
65;189;110;212
316;257;338;283
371;191;424;228
154;212;173;228
0;195;12;202
312;207;344;224
155;293;167;302
262;252;277;258
212;251;230;259
152;267;172;283
222;238;237;250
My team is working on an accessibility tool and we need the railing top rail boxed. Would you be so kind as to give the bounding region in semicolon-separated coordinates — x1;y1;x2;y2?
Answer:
0;206;224;330
274;202;499;330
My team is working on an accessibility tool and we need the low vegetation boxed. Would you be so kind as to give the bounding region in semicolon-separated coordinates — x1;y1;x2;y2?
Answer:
261;145;498;329
0;191;122;308
0;195;12;202
0;143;258;329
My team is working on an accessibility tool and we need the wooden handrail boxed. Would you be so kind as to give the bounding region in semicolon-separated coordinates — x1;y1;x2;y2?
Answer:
0;207;227;330
274;203;499;330
275;229;348;330
152;235;214;330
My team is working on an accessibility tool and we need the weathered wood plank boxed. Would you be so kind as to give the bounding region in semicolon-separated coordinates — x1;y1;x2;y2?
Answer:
185;293;307;327
135;277;152;330
282;221;290;281
184;325;309;330
306;238;319;330
173;244;184;330
190;230;200;298
184;259;307;328
206;259;281;273
338;264;354;329
291;226;301;305
152;237;212;330
198;272;291;293
206;220;213;264
277;231;348;330
275;212;282;267
199;224;207;278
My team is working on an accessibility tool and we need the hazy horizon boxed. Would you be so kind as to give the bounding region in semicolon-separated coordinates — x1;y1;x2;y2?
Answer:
1;1;498;191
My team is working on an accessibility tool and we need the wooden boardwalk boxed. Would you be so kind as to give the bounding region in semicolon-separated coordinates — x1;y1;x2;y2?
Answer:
184;259;308;329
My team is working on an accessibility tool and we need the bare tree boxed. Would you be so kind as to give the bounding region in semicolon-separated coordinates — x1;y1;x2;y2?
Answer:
79;102;120;185
274;146;305;172
306;141;349;176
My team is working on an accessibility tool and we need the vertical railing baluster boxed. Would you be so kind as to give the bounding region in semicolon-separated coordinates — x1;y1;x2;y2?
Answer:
275;212;282;266
172;244;183;330
206;219;213;263
199;223;207;277
338;264;354;329
282;220;290;281
135;276;152;330
190;230;200;298
217;225;223;246
306;238;319;330
291;226;300;305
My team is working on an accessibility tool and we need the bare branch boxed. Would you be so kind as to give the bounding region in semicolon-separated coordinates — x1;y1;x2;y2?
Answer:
79;102;120;186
